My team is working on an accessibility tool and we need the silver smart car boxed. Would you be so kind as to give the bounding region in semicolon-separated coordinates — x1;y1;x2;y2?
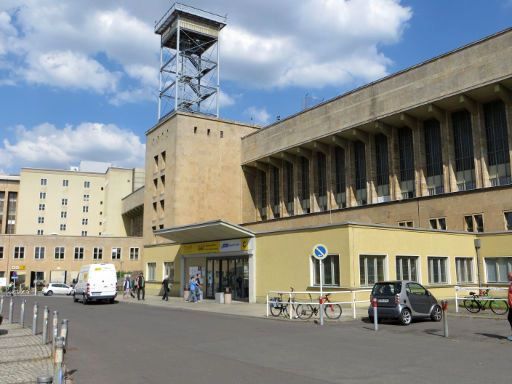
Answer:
368;280;443;325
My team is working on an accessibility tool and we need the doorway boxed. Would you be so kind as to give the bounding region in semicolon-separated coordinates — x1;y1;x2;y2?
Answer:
206;257;249;301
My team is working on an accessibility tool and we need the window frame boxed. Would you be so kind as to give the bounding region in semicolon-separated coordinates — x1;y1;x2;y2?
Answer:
311;254;340;287
14;246;25;259
455;257;474;284
484;257;512;283
93;247;103;260
34;246;45;260
147;262;156;281
359;254;387;287
129;247;139;261
111;247;122;260
74;246;84;260
54;246;65;260
395;255;420;282
427;256;449;285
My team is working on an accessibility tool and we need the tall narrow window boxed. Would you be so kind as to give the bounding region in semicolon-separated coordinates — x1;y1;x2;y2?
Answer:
300;157;310;213
484;100;511;186
428;257;448;284
130;247;139;260
424;119;444;195
35;246;45;260
93;247;103;260
14;246;25;259
375;134;389;201
354;141;367;205
359;255;385;286
271;166;280;218
284;162;294;216
316;152;327;211
258;170;267;220
334;146;346;208
396;256;418;281
6;192;17;234
398;128;415;198
111;248;122;260
452;110;475;191
74;247;84;260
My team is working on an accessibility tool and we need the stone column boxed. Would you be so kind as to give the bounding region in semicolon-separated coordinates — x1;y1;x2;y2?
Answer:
460;95;483;189
389;127;401;200
428;104;452;194
346;142;356;207
445;113;458;192
367;134;377;204
476;103;490;187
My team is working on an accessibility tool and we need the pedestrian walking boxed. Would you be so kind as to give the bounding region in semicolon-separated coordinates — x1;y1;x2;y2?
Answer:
188;276;197;303
195;273;203;302
136;273;145;301
507;272;512;341
162;275;170;301
123;275;131;299
130;276;136;298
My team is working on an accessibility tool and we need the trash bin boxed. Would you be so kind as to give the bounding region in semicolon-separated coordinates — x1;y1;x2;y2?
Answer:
215;292;225;304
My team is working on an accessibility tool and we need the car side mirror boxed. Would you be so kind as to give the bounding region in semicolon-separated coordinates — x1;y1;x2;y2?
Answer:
426;290;431;296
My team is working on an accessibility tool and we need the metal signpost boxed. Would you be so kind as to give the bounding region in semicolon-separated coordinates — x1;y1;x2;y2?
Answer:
312;244;328;326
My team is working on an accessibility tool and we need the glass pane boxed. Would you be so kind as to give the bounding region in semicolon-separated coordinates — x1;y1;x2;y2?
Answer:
396;258;401;280
324;256;332;285
313;258;320;285
402;258;410;280
359;257;365;286
368;257;375;284
332;256;339;285
440;259;446;283
377;257;384;282
410;258;417;281
486;259;497;282
498;258;508;282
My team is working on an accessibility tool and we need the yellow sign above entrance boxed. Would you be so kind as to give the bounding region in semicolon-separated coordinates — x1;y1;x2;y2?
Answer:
181;239;251;255
11;265;26;271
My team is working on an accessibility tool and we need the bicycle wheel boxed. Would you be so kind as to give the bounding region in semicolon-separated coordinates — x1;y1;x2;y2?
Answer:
296;304;314;320
463;299;481;313
269;299;282;317
324;304;342;319
490;300;509;315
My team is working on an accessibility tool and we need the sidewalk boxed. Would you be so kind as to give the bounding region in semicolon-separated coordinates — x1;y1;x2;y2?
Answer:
116;294;370;320
0;323;53;384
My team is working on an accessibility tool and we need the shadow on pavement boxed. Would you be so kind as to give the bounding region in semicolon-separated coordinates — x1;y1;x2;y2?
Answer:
475;332;508;340
0;329;8;336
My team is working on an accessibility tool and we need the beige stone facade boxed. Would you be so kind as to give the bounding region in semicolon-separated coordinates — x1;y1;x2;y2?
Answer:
0;176;20;235
0;234;143;287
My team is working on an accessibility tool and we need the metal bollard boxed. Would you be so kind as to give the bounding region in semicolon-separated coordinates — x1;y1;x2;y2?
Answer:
441;300;449;338
32;303;39;335
42;306;49;344
37;376;53;384
8;297;13;323
53;336;65;384
372;298;378;331
0;296;4;314
60;319;69;350
20;299;26;327
52;311;59;355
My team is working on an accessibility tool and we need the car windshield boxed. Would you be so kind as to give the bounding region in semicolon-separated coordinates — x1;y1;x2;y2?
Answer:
372;282;401;296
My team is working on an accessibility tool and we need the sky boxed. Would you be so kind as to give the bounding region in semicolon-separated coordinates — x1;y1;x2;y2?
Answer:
0;0;510;174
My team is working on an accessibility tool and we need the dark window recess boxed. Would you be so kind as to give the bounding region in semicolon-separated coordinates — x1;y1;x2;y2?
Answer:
484;100;511;185
354;141;366;190
271;166;280;218
285;162;293;204
300;157;310;213
316;152;327;211
452;110;475;172
375;134;389;186
259;170;267;220
398;128;414;182
474;214;484;233
424;119;443;177
464;215;474;232
334;146;345;194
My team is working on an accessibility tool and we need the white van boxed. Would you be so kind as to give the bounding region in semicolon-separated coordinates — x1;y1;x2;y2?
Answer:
73;263;117;304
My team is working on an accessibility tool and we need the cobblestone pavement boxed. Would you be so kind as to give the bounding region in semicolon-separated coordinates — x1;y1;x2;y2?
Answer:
0;323;53;384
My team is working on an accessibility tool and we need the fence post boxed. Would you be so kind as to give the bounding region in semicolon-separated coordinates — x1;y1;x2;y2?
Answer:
52;311;59;356
53;336;65;384
60;319;69;351
455;286;459;313
32;303;38;335
289;292;293;320
8;297;13;323
20;299;26;327
42;306;49;344
372;298;378;331
441;300;449;337
266;294;269;317
352;290;356;319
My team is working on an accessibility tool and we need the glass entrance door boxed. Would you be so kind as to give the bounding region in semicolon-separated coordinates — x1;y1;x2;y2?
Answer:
205;256;249;301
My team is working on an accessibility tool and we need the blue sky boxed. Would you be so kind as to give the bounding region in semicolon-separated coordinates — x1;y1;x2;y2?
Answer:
0;0;510;174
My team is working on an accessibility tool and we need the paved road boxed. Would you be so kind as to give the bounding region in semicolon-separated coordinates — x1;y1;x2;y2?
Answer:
5;295;511;384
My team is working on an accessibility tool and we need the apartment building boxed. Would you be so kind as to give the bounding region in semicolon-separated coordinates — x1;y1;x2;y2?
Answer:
0;175;20;234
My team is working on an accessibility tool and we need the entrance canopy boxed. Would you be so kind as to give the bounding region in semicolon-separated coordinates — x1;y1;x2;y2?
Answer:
154;220;254;244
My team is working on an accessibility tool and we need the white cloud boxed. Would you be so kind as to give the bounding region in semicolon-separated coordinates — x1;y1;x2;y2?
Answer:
244;106;271;125
218;90;236;108
0;122;145;171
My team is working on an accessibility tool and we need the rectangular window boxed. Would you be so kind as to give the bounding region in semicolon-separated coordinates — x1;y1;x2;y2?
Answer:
61;211;67;219
61;198;68;206
39;192;46;199
60;224;66;231
6;192;17;234
93;247;103;260
452;110;475;190
14;246;24;259
398;127;415;199
62;179;69;187
505;212;512;231
300;157;310;213
484;100;511;186
111;247;121;260
284;161;294;214
429;218;446;230
54;247;65;260
455;257;473;283
164;262;174;282
0;246;3;259
396;256;418;281
130;247;139;260
375;134;389;187
83;194;89;201
83;206;89;213
428;257;448;284
82;218;88;225
258;170;267;220
37;229;44;235
84;181;90;188
334;146;346;208
147;262;156;281
271;166;280;218
41;178;47;186
38;216;44;224
424;119;443;177
354;141;367;205
485;257;512;283
359;255;385;286
312;255;340;286
81;231;87;237
74;247;84;260
398;221;413;228
316;152;327;211
39;204;45;211
35;246;45;260
464;214;484;232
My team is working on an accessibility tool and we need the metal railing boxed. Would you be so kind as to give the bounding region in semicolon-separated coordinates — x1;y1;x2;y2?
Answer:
266;289;372;320
454;285;509;313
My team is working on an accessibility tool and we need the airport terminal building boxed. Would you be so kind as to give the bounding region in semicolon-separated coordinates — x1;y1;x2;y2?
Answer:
142;14;512;303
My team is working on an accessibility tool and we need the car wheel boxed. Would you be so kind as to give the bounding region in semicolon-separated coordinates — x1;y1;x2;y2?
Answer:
82;294;88;305
430;305;442;322
399;308;412;326
73;293;78;303
47;290;53;296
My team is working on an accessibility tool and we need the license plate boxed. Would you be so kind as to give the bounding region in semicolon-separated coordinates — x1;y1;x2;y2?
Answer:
377;299;389;303
91;292;100;296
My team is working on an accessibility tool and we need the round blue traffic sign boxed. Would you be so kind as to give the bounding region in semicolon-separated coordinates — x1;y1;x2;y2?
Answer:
312;244;328;260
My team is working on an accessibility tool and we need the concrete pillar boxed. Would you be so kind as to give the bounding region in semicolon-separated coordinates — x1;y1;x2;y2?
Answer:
476;103;490;187
367;134;377;204
293;156;302;215
445;113;458;192
346;142;357;207
411;124;427;197
388;127;401;200
460;95;483;189
428;104;451;194
494;85;512;183
327;145;336;210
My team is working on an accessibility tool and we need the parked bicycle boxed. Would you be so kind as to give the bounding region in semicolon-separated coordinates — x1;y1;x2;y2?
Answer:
296;293;342;320
463;289;509;315
268;287;298;318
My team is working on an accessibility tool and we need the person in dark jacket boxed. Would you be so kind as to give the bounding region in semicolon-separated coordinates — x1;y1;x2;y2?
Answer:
136;273;145;301
162;275;170;301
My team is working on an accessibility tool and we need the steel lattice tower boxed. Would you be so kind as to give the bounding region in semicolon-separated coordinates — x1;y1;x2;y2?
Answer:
155;3;226;119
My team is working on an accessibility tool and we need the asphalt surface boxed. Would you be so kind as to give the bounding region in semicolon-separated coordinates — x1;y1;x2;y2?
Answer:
4;295;512;384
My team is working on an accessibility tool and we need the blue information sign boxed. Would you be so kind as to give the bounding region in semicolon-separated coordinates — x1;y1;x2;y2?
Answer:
312;244;328;260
